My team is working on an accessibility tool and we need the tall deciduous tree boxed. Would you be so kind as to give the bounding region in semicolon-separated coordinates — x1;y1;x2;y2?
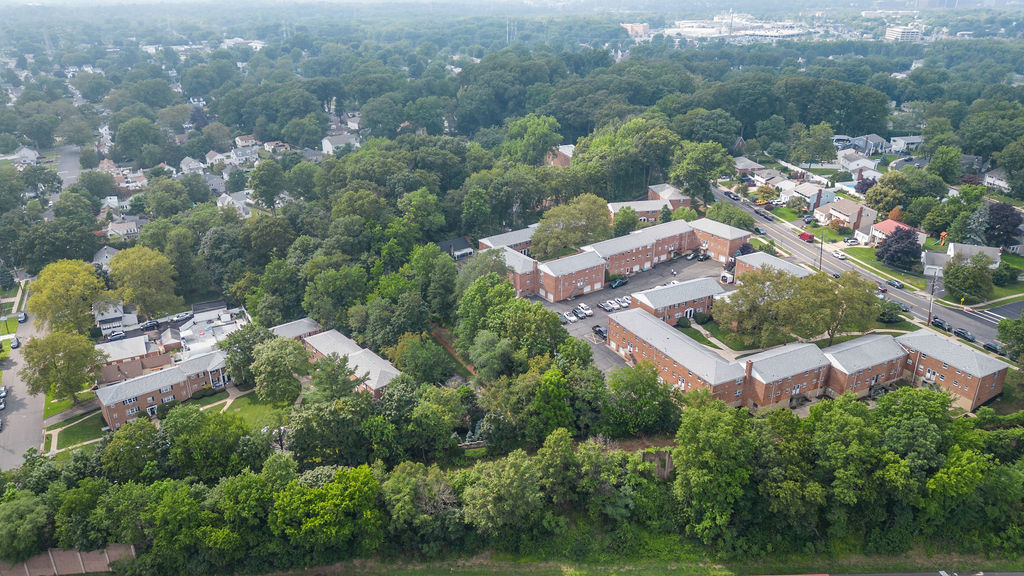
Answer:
986;202;1023;247
500;114;562;167
19;331;105;404
109;246;183;320
876;227;923;270
27;259;106;334
927;145;962;184
251;337;311;403
0;491;49;562
605;361;679;437
530;193;612;260
669;140;734;206
248;159;286;211
219;323;275;388
943;253;994;303
612;206;640;237
799;272;879;346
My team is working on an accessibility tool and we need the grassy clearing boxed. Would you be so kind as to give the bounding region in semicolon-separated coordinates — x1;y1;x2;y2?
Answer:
769;206;802;222
43;389;96;419
223;394;291;430
191;390;229;408
56;412;107;450
46;409;101;431
993;281;1024;301
704;320;793;351
678;326;720;349
0;316;16;335
43;433;52;452
1002;252;1024;270
872;318;918;332
990;370;1024;415
0;285;16;299
846;247;927;289
803;223;845;243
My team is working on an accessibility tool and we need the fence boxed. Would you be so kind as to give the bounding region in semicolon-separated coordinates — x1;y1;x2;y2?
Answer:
0;544;134;575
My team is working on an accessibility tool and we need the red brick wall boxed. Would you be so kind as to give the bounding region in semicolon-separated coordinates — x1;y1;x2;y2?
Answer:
539;264;606;302
825;357;904;399
630;295;715;326
902;351;1006;411
508;268;539;298
746;365;828;408
102;366;226;429
695;230;749;263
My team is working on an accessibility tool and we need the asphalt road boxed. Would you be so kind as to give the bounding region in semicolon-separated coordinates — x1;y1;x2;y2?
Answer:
535;259;726;373
0;316;45;471
56;144;81;188
711;187;1001;344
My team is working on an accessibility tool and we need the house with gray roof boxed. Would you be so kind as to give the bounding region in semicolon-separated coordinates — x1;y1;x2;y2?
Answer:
270;317;323;340
947;243;1000;268
631;278;725;326
896;329;1011;410
822;334;907;398
647;183;690;209
741;343;831;406
734;252;812;280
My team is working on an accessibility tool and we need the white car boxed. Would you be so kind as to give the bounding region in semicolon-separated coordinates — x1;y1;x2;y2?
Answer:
576;303;594;317
832;250;847;260
605;299;621;310
171;311;193;322
563;311;578;323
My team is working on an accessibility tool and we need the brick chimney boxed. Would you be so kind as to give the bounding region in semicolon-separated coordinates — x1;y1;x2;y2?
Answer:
744;359;753;381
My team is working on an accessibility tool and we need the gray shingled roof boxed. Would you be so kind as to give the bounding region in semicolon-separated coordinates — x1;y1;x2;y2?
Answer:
896;329;1010;378
96;336;149;363
648;183;685;200
690;218;751;241
607;199;671;214
584;219;693;259
609;309;744;386
479;224;538;249
304;329;362;358
632;278;724;310
735;252;811;278
537;251;607;276
734;156;764;171
95;351;226;406
744;343;830;383
499;246;537;274
348;349;401;390
822;334;906;374
270;317;323;339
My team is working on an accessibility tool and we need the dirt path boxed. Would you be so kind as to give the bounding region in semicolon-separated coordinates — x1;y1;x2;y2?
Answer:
431;325;476;377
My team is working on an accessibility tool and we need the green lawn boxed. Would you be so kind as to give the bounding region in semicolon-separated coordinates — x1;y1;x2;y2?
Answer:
704;320;793;351
992;281;1024;301
56;412;107;450
43;433;52;453
1002;252;1024;270
0;285;16;299
846;247;927;290
191;390;229;408
871;318;918;332
223;394;291;430
678;326;720;349
769;207;802;222
803;223;845;243
43;390;97;419
0;317;16;335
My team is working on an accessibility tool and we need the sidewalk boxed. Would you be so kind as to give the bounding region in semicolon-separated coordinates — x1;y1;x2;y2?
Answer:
42;397;99;428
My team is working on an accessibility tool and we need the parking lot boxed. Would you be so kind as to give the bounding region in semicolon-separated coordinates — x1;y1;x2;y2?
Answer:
535;257;727;374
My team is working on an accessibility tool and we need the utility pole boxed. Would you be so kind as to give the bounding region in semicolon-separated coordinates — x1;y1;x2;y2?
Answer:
927;268;937;324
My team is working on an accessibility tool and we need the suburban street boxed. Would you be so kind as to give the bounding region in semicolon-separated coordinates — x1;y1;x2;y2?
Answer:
55;144;81;188
711;186;1005;344
0;316;45;471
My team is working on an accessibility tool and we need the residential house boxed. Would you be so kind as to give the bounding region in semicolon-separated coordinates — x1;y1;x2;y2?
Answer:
92;246;121;272
545;144;575;167
344;112;361;132
106;220;140;240
851;166;883;182
205;151;228;165
921;251;950;278
437;237;475;260
813;198;877;231
630;277;725;325
733;252;812;281
229;147;258;166
98;158;118;173
12;146;38;165
733;156;764;175
870;219;926;245
94;302;138;337
782;182;835;211
752;169;786;187
270;317;323;341
897;330;1010;411
607;308;747;406
851;134;888;156
217;191;253;219
647;183;690;209
478;224;538;254
263;141;289;154
234;134;257;148
322;134;360;155
96;351;228;429
823;334;907;399
890;135;923;153
96;335;173;385
947;243;1001;268
180;156;206;174
302;330;400;398
984;167;1010;192
742;343;832;408
689;218;752;263
837;148;879;173
607;199;671;223
174;305;249;359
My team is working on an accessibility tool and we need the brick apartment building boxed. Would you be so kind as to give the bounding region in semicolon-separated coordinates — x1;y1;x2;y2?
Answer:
733;252;812;282
630;277;724;326
270;317;324;340
583;219;695;277
608;309;1010;412
536;251;607;302
96;351;228;429
690;218;752;263
96;335;174;385
498;246;540;298
301;330;401;399
647;183;690;209
478;224;539;254
607;199;672;224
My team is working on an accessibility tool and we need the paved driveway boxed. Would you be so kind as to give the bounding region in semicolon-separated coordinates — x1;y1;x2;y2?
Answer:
536;258;727;374
56;145;81;187
0;317;44;471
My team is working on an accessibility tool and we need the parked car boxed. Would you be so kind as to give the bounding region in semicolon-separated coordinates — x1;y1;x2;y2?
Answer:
106;331;126;341
831;272;842;279
0;386;6;398
622;295;632;305
832;250;846;260
844;237;859;245
725;192;739;200
0;418;4;432
798;232;815;242
931;317;952;331
953;327;976;342
576;303;593;317
686;252;698;260
17;312;27;323
876;282;887;292
697;253;710;261
605;299;621;310
598;301;614;312
171;311;193;322
897;302;910;312
559;312;567;324
139;320;159;331
802;215;815;224
615;297;629;308
9;337;19;349
0;399;5;411
609;278;628;288
573;308;587;320
753;226;766;235
984;342;1007;356
886;279;904;289
563;311;578;323
592;325;608;340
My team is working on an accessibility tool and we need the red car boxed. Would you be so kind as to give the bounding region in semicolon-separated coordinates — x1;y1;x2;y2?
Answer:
798;232;815;242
